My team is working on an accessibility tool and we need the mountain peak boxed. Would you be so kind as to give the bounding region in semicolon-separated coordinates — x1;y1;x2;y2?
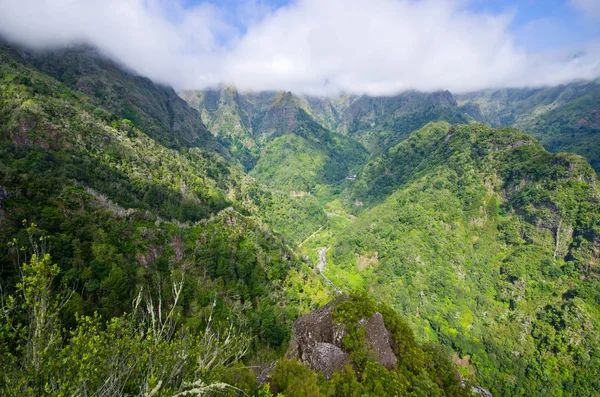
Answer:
271;91;297;108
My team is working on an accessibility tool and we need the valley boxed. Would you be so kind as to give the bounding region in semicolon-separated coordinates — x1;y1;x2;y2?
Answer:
0;41;599;397
180;84;600;396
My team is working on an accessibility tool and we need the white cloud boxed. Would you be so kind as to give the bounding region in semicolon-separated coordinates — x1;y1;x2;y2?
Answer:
0;0;598;95
571;0;600;19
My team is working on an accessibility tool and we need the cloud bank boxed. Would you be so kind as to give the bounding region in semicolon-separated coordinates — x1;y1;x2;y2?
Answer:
0;0;599;95
572;0;600;19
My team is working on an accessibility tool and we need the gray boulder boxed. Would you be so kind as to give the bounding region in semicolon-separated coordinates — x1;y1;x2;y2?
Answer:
361;312;397;370
285;302;398;378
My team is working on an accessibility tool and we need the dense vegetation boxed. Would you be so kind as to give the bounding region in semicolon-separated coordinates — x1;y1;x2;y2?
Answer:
188;80;600;395
3;38;600;396
457;82;600;172
250;119;367;195
183;88;368;196
1;43;221;152
266;292;472;397
336;91;470;152
185;87;472;156
0;46;333;395
319;123;600;396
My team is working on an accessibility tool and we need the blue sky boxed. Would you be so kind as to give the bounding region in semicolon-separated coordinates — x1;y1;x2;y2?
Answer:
470;0;600;51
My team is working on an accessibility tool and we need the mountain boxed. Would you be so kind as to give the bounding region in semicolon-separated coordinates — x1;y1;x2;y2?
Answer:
182;87;477;196
6;44;331;243
0;43;222;152
1;41;485;396
184;87;472;153
249;92;368;194
0;43;338;394
457;81;600;171
3;37;600;396
307;122;600;396
187;82;600;176
182;87;369;195
182;80;600;395
336;90;471;152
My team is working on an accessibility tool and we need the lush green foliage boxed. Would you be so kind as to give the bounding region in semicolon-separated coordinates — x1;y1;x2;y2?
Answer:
0;46;333;395
1;43;220;152
184;88;369;196
338;91;471;152
3;40;600;397
0;244;251;396
265;293;471;397
251;130;366;195
458;82;600;172
316;123;600;396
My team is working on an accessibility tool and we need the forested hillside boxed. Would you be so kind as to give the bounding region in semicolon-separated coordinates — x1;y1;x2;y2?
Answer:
0;44;336;395
0;41;487;397
182;81;600;396
318;122;600;396
183;87;471;155
2;37;600;397
187;82;600;176
182;88;369;197
457;82;600;172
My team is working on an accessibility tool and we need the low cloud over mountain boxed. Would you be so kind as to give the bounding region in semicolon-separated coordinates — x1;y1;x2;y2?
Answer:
1;0;599;95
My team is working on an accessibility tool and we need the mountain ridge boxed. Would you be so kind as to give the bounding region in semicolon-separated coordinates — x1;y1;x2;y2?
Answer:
2;39;600;396
184;81;600;174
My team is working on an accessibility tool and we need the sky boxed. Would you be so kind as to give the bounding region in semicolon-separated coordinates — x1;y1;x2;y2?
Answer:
0;0;599;95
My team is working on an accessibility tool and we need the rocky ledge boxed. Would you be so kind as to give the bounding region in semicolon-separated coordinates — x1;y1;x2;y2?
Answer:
284;302;397;379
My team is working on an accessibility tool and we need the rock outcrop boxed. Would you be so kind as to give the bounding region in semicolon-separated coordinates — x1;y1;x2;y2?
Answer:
285;302;398;378
0;186;7;207
361;312;397;369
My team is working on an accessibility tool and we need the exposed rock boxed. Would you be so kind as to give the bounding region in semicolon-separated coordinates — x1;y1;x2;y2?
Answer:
472;385;493;397
307;343;350;379
256;362;276;386
285;303;347;377
285;301;398;378
287;303;345;352
0;186;8;208
361;312;397;369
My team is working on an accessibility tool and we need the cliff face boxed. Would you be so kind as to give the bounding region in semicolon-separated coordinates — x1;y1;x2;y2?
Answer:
285;302;397;378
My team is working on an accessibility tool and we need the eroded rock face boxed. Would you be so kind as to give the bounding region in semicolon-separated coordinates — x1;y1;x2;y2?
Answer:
362;312;397;370
285;302;398;378
0;186;7;208
285;303;349;378
308;343;349;379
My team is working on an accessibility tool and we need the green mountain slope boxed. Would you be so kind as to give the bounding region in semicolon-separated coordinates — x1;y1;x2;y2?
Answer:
180;86;258;167
2;43;221;152
0;44;331;358
316;122;600;396
250;94;368;194
188;83;600;178
0;44;485;396
337;91;472;152
183;88;369;196
185;87;472;154
457;81;600;171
